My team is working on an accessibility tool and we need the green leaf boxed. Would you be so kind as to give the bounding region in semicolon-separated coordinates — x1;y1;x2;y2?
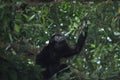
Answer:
91;44;96;48
0;4;6;8
14;24;20;33
29;15;35;21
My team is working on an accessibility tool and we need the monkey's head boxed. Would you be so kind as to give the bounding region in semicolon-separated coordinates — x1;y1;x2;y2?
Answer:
49;34;68;50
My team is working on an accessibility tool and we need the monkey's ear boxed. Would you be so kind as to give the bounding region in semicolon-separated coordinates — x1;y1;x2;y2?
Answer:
49;34;54;43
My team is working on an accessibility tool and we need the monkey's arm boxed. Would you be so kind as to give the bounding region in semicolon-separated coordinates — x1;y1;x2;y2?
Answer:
62;27;88;58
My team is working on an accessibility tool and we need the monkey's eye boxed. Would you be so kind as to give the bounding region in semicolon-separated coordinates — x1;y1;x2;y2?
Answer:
54;36;63;41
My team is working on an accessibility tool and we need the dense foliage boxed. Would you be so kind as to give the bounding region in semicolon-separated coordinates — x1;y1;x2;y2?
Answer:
0;1;120;80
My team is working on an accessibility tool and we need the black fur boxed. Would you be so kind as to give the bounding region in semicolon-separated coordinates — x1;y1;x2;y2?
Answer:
36;28;87;79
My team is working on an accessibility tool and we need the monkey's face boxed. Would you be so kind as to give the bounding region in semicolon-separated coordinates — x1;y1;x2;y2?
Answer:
54;35;65;42
49;34;67;50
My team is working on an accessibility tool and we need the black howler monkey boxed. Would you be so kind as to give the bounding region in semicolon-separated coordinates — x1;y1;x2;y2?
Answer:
36;27;87;79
